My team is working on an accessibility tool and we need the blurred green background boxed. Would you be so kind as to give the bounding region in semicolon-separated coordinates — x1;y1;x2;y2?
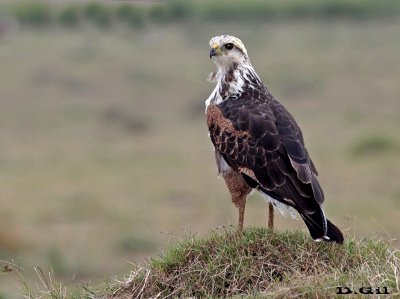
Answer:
0;0;399;297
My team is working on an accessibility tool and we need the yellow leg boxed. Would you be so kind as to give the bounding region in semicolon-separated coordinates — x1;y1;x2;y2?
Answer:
268;202;274;229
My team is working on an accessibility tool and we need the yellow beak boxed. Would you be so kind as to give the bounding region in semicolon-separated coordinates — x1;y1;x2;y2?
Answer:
210;44;221;58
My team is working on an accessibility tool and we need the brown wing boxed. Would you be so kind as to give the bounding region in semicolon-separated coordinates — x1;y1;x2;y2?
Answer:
207;97;323;214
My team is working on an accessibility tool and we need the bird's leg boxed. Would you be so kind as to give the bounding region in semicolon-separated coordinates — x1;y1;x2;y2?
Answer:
268;202;274;230
222;171;251;232
237;196;246;232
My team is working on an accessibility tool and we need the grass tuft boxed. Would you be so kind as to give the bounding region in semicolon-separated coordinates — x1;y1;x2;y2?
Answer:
12;2;51;27
83;2;112;28
115;4;144;28
110;227;400;298
57;5;81;28
2;261;107;299
351;135;397;157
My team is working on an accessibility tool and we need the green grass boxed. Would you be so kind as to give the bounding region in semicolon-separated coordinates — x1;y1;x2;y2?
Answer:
8;229;399;298
115;4;145;28
2;0;400;30
111;228;400;298
82;3;112;28
58;5;81;28
351;135;398;157
11;2;51;26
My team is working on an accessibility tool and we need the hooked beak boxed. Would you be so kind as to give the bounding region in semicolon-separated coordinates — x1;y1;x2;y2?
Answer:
209;44;220;59
209;47;217;58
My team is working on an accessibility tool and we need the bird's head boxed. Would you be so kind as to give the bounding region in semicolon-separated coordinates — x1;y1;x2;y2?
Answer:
209;35;249;70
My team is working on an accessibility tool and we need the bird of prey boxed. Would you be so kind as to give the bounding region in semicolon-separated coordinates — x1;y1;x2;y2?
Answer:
205;35;343;243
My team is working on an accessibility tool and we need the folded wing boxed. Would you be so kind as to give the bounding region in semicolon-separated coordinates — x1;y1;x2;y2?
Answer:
207;97;323;215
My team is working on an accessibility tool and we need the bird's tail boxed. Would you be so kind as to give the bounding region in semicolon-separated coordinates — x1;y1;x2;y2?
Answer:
300;208;344;244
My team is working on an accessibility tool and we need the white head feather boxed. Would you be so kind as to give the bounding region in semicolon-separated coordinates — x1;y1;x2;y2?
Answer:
209;35;249;71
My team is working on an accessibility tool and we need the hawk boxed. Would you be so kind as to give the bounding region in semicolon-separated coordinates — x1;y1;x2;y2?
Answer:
205;35;343;243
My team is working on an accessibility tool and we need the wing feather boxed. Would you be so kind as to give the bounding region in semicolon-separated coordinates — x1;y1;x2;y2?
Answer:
206;95;324;213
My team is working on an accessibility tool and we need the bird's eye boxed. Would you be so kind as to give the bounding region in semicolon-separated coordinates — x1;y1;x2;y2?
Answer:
225;43;234;50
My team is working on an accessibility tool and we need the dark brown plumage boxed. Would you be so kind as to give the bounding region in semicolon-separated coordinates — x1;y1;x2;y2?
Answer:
205;35;343;243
